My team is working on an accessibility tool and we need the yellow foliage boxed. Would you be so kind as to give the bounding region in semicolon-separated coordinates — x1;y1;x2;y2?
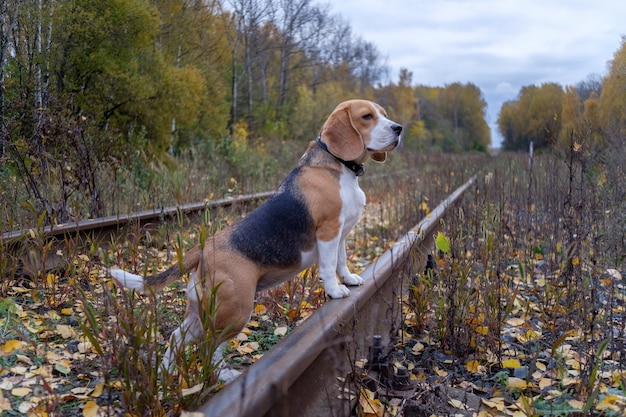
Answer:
501;358;521;369
466;360;480;373
2;340;25;354
233;121;249;152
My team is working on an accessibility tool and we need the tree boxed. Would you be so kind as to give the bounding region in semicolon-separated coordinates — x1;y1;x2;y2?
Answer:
274;0;315;120
150;0;230;150
228;0;273;136
499;83;563;150
498;100;521;150
575;73;603;103
374;69;417;144
599;36;626;145
0;0;21;155
434;83;490;152
559;85;582;145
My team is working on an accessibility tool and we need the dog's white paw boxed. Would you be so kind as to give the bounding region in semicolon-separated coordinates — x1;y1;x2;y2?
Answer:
326;284;351;299
343;273;363;286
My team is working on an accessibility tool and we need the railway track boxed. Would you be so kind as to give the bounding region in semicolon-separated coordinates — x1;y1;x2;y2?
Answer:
1;173;476;416
1;192;273;276
196;176;476;417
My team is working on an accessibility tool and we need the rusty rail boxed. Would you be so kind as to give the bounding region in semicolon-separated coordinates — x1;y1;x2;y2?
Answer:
1;192;273;276
1;192;274;242
196;176;476;417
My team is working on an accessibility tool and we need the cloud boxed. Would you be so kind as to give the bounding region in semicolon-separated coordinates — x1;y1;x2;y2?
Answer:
329;0;626;146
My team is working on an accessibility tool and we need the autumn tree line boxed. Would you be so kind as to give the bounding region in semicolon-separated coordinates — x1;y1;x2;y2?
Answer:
497;36;626;151
6;1;626;223
0;0;493;224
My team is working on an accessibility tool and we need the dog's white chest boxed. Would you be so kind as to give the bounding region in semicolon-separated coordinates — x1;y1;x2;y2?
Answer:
339;170;366;227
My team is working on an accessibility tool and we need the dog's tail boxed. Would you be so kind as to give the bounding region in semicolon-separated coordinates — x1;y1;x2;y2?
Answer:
109;246;202;293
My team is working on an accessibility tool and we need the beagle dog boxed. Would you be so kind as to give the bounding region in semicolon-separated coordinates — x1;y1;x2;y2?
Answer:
109;99;402;375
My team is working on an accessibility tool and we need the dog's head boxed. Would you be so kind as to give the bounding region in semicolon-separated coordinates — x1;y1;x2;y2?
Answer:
320;99;402;163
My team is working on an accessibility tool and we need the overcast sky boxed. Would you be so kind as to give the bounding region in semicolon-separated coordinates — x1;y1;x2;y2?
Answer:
328;0;626;147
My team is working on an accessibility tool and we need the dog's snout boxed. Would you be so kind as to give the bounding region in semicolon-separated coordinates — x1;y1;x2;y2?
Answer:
391;124;403;135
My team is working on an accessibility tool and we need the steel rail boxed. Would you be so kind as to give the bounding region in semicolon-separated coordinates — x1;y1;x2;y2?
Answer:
1;169;414;244
2;192;274;276
196;175;476;417
1;192;274;242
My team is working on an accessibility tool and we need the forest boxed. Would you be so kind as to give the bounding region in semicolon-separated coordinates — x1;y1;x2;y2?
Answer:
1;0;626;227
1;0;488;227
497;37;626;151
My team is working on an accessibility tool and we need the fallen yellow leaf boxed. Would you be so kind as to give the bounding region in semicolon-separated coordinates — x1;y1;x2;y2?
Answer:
466;360;480;373
411;342;425;354
448;398;467;409
15;354;33;366
82;400;99;417
91;383;104;398
516;329;540;343
9;365;27;375
596;394;626;411
2;340;25;353
538;378;553;390
481;397;506;411
236;342;259;355
358;392;384;417
71;387;93;395
501;358;521;369
56;324;76;339
506;317;526;327
108;380;123;389
18;401;37;414
55;360;71;375
475;326;489;335
567;399;584;410
77;341;93;354
253;304;267;315
0;391;11;411
273;326;288;336
24;324;43;334
11;387;32;397
46;351;63;363
507;377;529;389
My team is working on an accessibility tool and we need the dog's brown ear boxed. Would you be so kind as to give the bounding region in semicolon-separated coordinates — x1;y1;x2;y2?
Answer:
321;106;364;161
370;152;387;163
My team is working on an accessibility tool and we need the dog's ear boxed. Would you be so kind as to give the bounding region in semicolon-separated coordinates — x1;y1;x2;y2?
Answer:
321;106;364;161
370;152;387;163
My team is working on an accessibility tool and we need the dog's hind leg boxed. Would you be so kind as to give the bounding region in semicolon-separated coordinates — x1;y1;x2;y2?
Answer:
161;312;202;372
212;341;242;383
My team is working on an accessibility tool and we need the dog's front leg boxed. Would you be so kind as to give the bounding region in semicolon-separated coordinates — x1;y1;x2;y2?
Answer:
336;238;363;286
317;238;351;298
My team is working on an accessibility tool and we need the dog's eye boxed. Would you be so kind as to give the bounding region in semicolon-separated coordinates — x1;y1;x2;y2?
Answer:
362;113;374;120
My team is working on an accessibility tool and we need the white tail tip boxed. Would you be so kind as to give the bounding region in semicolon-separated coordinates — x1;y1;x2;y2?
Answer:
109;268;145;292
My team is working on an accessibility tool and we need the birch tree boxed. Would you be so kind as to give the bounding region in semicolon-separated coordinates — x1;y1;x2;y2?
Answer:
228;0;273;135
0;0;21;152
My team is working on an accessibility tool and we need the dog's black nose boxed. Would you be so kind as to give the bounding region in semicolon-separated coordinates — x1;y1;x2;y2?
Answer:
391;124;403;135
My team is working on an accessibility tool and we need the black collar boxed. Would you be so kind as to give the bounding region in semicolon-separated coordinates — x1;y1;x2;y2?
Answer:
316;136;365;177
